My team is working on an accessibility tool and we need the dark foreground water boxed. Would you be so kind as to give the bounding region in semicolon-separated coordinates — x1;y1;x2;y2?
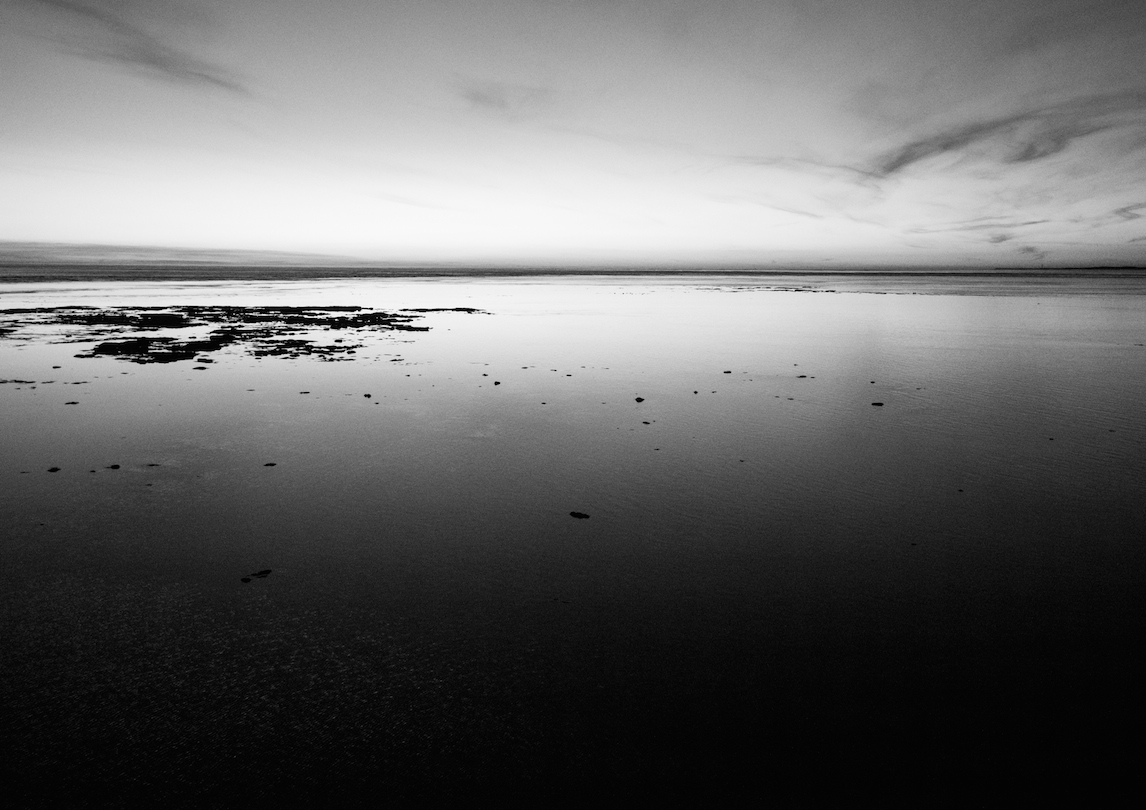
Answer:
2;275;1145;805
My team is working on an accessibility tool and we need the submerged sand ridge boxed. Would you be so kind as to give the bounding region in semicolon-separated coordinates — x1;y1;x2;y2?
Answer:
0;304;486;363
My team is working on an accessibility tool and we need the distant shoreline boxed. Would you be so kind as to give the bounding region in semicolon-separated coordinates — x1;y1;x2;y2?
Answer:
2;264;1145;283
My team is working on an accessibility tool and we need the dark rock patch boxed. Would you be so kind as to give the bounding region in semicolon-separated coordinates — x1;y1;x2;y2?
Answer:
872;402;884;406
138;312;192;328
634;397;644;402
4;305;486;364
569;512;590;520
400;307;485;313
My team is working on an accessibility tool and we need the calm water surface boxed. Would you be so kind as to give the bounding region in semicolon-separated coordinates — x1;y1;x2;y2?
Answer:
3;275;1145;804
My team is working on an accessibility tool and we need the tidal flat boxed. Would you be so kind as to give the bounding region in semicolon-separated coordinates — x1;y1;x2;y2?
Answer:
2;274;1145;804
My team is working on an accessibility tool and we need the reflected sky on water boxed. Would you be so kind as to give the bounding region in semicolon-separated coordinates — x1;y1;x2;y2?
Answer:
3;275;1145;803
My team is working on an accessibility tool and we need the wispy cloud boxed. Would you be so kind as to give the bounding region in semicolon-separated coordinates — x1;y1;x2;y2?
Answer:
20;0;246;93
1113;202;1146;221
909;218;1051;234
870;91;1146;177
456;78;551;121
1016;245;1047;262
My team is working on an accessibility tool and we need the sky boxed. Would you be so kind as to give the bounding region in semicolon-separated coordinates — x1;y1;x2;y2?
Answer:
2;0;1146;267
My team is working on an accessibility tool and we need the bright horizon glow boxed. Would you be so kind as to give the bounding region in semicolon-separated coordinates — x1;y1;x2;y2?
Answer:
2;1;1146;267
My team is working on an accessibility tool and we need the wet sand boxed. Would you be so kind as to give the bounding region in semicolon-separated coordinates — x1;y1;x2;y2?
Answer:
2;275;1145;805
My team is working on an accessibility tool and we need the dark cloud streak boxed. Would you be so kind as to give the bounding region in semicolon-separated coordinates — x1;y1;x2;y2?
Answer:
457;78;550;120
910;218;1050;234
1113;203;1146;221
21;0;246;93
872;91;1146;176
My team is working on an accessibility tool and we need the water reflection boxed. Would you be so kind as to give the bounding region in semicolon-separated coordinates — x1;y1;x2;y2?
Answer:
2;276;1145;803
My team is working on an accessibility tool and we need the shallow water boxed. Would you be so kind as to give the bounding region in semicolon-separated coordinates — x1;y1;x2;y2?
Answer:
3;275;1145;803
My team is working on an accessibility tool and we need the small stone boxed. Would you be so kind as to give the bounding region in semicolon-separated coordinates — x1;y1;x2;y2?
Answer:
569;512;590;520
494;381;501;385
241;577;252;583
634;397;644;402
264;462;276;466
364;393;371;398
47;467;60;472
65;401;78;404
871;402;884;406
